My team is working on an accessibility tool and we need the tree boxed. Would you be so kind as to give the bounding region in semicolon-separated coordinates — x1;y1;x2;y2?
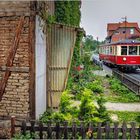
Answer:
83;35;104;52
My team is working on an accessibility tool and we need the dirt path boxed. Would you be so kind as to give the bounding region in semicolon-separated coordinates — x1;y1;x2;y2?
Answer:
73;101;140;112
105;102;140;112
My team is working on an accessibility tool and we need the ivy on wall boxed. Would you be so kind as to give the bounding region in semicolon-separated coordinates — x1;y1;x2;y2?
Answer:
55;1;81;26
38;0;83;87
55;0;83;84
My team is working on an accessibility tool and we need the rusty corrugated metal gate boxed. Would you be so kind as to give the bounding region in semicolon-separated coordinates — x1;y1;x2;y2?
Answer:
46;23;77;107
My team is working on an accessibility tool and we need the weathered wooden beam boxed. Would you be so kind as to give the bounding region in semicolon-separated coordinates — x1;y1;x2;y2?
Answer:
0;66;29;73
0;16;25;101
28;15;36;119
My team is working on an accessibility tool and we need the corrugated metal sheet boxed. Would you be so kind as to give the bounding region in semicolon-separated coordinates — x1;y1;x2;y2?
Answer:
46;23;77;107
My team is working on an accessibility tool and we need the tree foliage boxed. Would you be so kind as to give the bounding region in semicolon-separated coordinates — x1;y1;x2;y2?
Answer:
55;1;81;26
83;35;105;52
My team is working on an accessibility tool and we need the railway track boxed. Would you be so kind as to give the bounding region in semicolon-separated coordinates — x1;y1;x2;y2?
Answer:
92;54;140;95
112;69;140;95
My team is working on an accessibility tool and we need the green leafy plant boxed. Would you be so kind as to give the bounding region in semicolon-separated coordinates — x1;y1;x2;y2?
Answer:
96;95;110;123
86;80;104;94
13;132;37;139
79;88;99;122
108;77;140;102
59;90;72;114
40;108;53;123
136;115;140;123
109;111;140;123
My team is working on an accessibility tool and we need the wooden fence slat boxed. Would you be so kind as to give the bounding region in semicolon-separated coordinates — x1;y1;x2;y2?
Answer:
56;122;60;139
47;121;52;139
11;120;140;139
122;122;127;139
88;122;93;139
39;122;43;139
21;120;27;135
130;122;136;139
30;120;35;139
11;116;16;138
72;122;77;139
138;125;140;139
114;122;119;139
63;121;68;139
80;122;85;139
105;122;110;139
97;122;102;139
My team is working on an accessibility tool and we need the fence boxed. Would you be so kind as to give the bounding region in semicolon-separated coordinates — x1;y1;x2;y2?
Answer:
11;117;140;139
112;69;140;95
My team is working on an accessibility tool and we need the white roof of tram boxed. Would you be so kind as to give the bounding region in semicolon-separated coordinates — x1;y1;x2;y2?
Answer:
100;39;140;47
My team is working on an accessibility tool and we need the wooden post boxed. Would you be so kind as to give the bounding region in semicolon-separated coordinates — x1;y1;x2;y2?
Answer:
39;122;43;139
122;122;127;139
105;122;110;139
80;122;85;139
114;122;119;139
130;122;136;139
138;125;140;139
72;122;77;139
97;122;102;139
64;121;68;139
30;120;35;139
56;122;60;139
11;116;16;138
47;121;52;139
21;120;27;135
88;122;93;139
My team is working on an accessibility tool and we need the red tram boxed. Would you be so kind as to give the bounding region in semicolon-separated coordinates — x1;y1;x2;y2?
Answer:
99;39;140;71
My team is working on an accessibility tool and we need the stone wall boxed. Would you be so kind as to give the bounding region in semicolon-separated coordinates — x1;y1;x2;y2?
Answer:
0;1;55;118
0;16;30;118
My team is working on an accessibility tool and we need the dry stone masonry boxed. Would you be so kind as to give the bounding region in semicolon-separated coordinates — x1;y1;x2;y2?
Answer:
0;2;31;118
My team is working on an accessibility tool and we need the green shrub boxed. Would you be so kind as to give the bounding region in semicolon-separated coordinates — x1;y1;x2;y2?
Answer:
79;88;98;122
109;77;140;102
40;108;53;123
86;80;104;94
96;95;110;122
13;132;37;139
59;90;72;114
51;112;65;122
136;115;140;123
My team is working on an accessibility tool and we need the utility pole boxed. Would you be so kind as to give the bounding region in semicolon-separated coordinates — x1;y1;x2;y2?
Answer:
122;16;127;39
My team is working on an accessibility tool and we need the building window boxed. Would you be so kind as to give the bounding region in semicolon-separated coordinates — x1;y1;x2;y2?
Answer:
130;28;134;34
121;46;127;55
123;31;126;34
115;31;119;34
129;46;137;55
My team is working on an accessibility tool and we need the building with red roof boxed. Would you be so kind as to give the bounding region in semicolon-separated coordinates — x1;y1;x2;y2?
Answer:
106;21;140;43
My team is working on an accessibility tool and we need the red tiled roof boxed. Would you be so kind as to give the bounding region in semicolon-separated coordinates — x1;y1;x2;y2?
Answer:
107;23;120;31
107;22;139;31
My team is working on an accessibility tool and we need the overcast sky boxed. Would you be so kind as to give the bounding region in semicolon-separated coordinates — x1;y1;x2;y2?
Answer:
81;0;140;41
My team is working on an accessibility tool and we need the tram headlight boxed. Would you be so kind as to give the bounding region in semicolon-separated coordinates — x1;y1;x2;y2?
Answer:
123;57;126;61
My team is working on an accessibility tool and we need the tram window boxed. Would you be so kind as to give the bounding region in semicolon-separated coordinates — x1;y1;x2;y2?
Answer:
121;46;127;55
129;46;137;55
100;48;102;53
110;46;113;54
107;47;109;54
